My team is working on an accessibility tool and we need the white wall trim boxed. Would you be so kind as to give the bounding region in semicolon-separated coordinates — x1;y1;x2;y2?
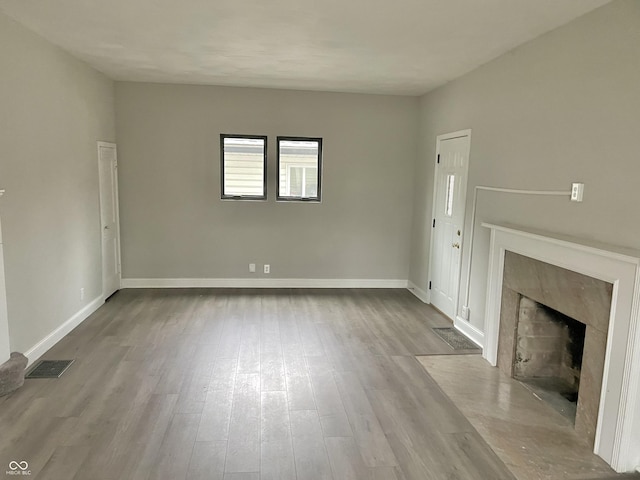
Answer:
24;296;103;367
618;266;640;473
482;223;640;473
407;281;430;303
454;316;484;348
0;215;10;365
121;278;408;289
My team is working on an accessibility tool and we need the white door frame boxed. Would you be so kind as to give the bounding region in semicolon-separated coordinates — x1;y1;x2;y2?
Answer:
97;141;121;299
0;191;10;364
426;129;471;318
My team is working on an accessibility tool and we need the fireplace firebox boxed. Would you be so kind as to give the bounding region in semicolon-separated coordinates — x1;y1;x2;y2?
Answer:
513;296;586;422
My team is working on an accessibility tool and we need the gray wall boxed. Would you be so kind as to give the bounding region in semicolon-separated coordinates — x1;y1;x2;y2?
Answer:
115;83;417;280
409;0;640;333
0;12;115;354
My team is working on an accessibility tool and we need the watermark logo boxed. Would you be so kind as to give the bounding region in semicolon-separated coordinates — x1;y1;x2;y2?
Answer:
6;461;30;476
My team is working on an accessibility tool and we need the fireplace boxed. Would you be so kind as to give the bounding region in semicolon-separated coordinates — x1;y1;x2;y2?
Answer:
481;223;640;472
514;296;586;422
497;251;611;442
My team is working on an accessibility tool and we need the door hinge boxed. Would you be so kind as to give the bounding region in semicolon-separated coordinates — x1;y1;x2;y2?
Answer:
428;281;432;290
432;219;436;228
437;154;440;164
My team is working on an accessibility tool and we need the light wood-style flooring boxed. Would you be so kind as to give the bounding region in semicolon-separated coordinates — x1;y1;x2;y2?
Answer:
0;289;633;479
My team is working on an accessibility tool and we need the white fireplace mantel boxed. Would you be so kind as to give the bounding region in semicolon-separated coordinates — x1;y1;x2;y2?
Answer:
482;223;640;472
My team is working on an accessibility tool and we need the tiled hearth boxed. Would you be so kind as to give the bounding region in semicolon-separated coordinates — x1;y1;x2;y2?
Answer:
481;224;640;473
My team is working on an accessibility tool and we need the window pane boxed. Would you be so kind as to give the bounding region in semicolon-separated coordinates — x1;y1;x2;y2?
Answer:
445;174;455;217
289;166;303;196
277;137;322;201
221;135;266;199
304;167;318;197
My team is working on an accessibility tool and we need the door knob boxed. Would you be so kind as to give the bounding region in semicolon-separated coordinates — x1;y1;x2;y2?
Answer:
104;225;110;230
452;243;460;249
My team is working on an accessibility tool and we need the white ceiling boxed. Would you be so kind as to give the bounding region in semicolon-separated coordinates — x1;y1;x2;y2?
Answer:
0;0;610;95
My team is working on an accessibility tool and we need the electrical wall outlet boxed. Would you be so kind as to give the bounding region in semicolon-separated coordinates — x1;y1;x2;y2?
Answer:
80;288;85;301
571;183;584;202
249;263;256;273
461;306;470;320
264;264;270;274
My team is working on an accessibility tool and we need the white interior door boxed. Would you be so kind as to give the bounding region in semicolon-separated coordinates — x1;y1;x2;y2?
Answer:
429;131;470;320
98;142;121;299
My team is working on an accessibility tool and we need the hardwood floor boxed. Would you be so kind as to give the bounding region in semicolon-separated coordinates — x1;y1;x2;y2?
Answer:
0;289;630;479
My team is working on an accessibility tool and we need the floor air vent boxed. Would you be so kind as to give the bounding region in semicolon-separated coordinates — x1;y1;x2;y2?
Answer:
432;327;479;351
25;360;75;379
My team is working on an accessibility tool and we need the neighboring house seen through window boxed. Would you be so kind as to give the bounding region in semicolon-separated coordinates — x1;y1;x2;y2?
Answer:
220;134;267;200
277;137;322;201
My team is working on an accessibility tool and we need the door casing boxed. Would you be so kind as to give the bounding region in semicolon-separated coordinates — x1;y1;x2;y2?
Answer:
0;208;10;364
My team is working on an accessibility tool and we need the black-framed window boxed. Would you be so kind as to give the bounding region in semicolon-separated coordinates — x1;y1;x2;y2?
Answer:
220;134;267;200
276;137;322;202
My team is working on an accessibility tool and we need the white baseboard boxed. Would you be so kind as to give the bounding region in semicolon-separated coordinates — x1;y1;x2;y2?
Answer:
407;281;430;303
454;316;485;348
24;295;104;367
121;278;409;289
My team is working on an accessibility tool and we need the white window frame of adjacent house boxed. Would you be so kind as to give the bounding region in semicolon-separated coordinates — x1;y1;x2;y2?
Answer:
277;136;322;202
285;164;318;197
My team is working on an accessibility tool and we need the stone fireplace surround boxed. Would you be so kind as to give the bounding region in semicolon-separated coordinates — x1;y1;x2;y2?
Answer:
497;251;612;447
481;224;640;473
